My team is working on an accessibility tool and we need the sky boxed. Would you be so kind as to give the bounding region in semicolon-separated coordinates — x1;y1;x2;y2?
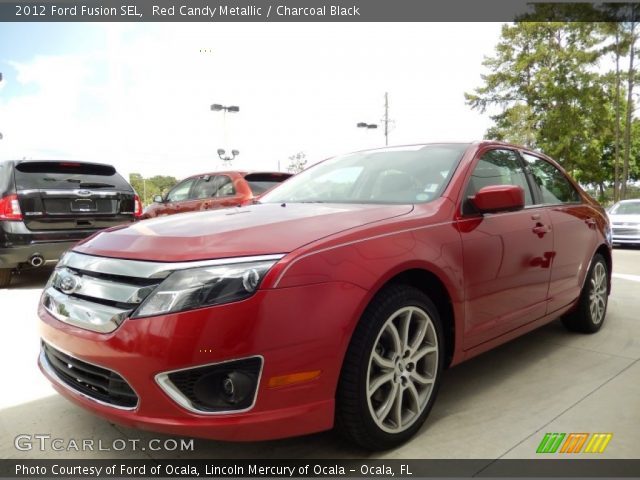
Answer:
0;22;504;180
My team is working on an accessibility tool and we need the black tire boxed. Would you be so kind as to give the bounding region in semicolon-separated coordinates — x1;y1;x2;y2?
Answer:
0;269;11;288
562;254;609;334
336;284;444;450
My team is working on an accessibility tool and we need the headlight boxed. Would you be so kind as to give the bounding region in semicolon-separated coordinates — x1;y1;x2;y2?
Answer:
133;260;276;318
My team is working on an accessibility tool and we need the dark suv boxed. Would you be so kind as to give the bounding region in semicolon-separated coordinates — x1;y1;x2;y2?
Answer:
0;160;141;287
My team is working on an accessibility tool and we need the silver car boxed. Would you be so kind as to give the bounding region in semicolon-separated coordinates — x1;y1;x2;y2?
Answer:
608;199;640;245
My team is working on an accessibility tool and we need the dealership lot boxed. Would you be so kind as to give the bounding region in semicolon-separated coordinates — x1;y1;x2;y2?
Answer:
1;248;639;460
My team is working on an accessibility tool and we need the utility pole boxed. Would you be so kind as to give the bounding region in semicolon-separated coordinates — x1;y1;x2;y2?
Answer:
383;92;389;146
0;72;3;141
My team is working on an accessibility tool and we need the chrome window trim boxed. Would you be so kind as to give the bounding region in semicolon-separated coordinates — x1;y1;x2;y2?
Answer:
154;356;264;415
39;340;139;411
59;251;286;279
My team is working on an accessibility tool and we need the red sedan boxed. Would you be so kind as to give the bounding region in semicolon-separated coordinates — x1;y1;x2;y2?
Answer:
141;171;292;219
37;142;611;450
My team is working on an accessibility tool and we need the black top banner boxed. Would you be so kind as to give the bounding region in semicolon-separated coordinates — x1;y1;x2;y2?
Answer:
2;1;640;22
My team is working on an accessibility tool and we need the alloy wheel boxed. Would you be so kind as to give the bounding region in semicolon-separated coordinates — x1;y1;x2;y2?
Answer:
366;306;439;433
589;262;607;325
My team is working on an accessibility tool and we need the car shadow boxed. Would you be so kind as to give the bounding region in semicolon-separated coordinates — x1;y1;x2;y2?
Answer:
5;266;54;290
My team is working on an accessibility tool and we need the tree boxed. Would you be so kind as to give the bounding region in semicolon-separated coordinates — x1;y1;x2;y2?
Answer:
621;19;639;199
465;21;615;185
129;173;178;205
287;152;308;173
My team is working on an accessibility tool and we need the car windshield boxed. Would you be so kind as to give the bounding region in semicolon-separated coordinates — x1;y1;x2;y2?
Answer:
610;202;640;215
261;144;469;204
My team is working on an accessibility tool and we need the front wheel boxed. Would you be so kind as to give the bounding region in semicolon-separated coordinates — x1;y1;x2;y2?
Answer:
562;254;609;334
336;284;443;450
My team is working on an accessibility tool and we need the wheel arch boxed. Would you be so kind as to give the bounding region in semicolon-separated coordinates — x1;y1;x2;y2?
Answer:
352;265;460;369
591;244;612;295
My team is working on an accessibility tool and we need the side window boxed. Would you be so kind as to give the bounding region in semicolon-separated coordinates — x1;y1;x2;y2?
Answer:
191;176;218;199
463;149;533;213
215;175;236;197
166;178;196;202
522;154;581;204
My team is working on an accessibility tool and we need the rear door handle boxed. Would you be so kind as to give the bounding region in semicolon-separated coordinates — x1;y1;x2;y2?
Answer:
532;223;552;236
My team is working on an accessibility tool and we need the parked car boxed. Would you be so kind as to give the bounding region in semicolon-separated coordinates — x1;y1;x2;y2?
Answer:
608;199;640;246
141;171;292;219
37;142;611;450
0;160;142;288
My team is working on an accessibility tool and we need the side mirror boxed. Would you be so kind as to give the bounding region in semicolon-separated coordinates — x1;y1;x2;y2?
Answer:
153;195;164;203
470;185;525;214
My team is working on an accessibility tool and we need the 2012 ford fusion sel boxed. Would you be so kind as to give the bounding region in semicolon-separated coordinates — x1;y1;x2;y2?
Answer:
37;142;611;450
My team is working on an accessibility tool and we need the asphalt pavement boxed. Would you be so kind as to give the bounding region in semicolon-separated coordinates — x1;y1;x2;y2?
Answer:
1;248;639;460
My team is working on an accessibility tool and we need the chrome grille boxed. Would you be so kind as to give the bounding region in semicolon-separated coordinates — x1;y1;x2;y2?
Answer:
42;252;167;333
42;251;285;333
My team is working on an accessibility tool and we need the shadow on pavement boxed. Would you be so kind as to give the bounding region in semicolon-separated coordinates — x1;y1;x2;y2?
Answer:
4;266;54;290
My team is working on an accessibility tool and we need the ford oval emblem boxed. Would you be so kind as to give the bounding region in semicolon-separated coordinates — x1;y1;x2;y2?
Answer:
60;274;81;295
77;190;92;197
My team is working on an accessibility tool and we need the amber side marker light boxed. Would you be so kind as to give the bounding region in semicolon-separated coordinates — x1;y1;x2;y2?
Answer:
268;370;321;388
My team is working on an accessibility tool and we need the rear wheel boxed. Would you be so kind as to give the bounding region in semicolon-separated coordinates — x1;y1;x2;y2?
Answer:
336;284;443;450
0;268;11;288
562;254;609;333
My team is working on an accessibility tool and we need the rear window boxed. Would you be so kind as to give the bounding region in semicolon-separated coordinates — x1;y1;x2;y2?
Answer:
15;162;131;191
244;172;292;195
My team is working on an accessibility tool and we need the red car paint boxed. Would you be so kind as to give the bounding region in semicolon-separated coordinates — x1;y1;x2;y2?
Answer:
38;142;611;442
140;171;292;219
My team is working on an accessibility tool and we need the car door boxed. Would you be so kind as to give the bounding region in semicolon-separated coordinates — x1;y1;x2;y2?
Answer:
208;174;243;209
521;153;597;314
162;177;197;215
190;175;219;211
457;148;554;349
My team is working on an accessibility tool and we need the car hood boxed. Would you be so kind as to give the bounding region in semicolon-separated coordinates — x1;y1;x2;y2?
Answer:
608;213;640;224
73;202;413;261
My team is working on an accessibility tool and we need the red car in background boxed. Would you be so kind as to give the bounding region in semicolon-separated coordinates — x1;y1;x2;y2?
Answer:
37;142;611;450
141;171;292;219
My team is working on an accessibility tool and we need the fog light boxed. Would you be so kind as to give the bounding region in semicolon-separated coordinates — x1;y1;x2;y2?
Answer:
161;357;262;413
220;372;254;405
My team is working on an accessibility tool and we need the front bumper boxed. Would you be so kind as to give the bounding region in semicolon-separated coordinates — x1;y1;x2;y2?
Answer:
38;281;368;441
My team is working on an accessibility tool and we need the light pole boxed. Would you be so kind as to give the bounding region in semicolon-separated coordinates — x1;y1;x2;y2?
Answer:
217;149;240;163
210;104;240;113
211;103;240;166
357;122;378;148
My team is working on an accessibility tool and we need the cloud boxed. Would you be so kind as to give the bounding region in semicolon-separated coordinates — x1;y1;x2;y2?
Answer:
1;23;501;179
